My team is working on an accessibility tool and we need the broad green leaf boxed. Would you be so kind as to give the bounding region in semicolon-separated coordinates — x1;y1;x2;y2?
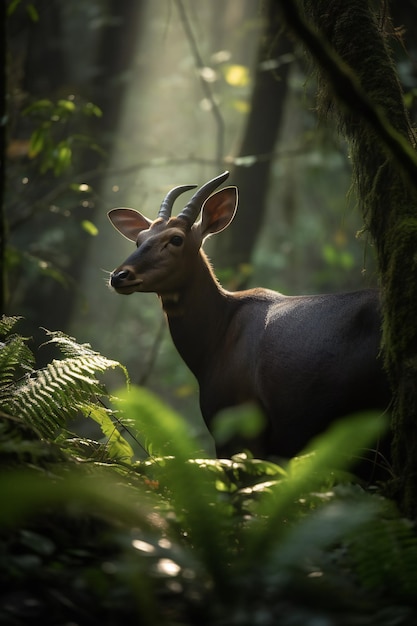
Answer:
240;412;388;566
26;3;39;22
57;99;76;113
28;128;45;157
113;385;201;459
211;404;266;447
0;469;156;529
82;404;133;461
81;220;99;236
54;143;72;174
82;102;103;117
7;0;21;16
23;99;53;115
113;386;234;590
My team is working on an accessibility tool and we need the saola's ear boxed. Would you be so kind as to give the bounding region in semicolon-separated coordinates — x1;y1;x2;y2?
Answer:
108;208;152;242
200;187;238;239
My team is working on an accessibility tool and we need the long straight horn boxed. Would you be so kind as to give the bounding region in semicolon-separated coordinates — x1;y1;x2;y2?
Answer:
158;184;197;221
177;171;230;225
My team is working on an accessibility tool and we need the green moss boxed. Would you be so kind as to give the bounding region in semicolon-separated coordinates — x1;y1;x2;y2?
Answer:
298;0;417;516
382;218;417;370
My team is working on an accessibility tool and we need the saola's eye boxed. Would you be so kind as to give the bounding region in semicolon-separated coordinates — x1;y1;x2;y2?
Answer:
170;235;183;247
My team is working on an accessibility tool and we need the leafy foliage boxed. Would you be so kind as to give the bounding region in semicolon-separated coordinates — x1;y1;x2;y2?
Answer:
0;316;130;456
23;97;103;176
0;317;34;393
350;512;417;600
7;0;39;21
1;319;417;625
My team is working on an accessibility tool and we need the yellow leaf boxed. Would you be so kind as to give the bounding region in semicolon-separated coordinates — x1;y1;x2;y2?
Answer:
175;384;196;398
224;64;250;87
232;99;250;114
82;220;99;236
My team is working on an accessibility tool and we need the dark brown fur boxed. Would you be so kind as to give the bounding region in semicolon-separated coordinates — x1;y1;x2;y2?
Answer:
108;176;390;465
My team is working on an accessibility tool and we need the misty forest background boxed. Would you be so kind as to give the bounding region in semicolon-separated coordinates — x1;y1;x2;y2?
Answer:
7;0;416;445
3;1;417;625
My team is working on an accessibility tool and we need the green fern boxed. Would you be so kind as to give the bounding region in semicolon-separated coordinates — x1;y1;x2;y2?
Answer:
349;512;417;601
0;316;132;460
0;316;34;398
0;315;23;336
0;414;69;470
6;333;125;437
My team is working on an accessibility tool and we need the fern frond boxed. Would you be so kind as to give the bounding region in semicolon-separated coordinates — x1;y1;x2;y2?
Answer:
42;329;130;383
6;354;119;438
0;321;134;464
350;515;417;601
0;335;34;390
0;315;21;336
78;403;134;462
0;317;35;406
0;325;128;439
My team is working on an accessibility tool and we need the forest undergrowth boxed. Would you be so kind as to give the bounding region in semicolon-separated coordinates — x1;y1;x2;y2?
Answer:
1;315;417;626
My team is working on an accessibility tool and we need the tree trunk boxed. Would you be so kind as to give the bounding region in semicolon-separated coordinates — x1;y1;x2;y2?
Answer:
0;0;6;314
5;1;145;333
277;0;417;515
214;0;294;284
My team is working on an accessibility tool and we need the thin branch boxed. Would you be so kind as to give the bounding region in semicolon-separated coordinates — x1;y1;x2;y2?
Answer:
9;146;313;231
0;0;6;314
276;0;417;191
174;0;225;167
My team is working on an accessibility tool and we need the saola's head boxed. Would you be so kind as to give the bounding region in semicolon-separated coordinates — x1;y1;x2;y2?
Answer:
108;171;238;296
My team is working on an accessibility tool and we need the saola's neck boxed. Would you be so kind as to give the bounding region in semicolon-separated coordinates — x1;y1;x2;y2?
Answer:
160;250;223;314
160;251;233;378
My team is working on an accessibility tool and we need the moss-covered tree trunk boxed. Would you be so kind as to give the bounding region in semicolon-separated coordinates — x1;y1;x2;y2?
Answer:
0;0;6;314
277;0;417;515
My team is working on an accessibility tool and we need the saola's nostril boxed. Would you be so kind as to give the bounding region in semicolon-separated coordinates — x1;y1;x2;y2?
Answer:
111;269;130;286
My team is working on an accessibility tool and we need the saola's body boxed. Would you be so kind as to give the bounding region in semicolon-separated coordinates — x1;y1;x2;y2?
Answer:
108;171;389;460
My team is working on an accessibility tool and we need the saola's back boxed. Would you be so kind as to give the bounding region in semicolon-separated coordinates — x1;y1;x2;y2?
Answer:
254;289;388;457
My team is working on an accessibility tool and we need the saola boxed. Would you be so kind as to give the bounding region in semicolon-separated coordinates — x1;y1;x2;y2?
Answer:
108;171;390;461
